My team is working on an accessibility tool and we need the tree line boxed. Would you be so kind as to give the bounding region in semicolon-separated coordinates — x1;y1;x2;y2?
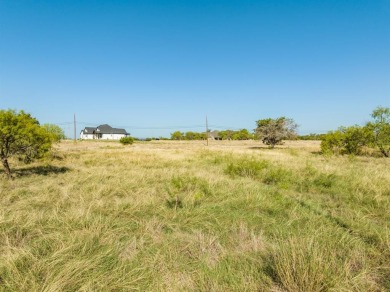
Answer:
170;129;254;141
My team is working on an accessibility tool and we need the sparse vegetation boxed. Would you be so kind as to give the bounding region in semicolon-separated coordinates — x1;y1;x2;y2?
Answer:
0;139;389;290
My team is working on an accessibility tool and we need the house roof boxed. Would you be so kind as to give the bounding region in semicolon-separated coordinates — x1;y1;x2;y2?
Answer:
82;127;96;134
81;124;129;135
96;124;128;134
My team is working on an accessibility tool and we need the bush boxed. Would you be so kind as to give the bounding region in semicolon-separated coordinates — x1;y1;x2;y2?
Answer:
321;107;390;157
320;130;344;155
119;136;134;145
321;126;371;155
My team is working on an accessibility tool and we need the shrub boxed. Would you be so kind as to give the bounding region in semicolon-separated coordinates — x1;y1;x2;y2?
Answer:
119;136;134;145
321;107;390;157
320;130;345;155
321;126;370;155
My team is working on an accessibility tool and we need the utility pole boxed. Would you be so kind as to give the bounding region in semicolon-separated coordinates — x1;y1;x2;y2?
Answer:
206;115;209;146
74;113;76;143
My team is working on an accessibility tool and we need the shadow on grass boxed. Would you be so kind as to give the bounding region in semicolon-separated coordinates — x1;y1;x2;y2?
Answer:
12;165;71;177
248;146;289;150
248;146;272;150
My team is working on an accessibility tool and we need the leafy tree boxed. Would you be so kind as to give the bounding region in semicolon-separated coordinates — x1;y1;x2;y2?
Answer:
321;107;390;157
200;132;207;140
0;110;52;179
321;126;371;155
232;129;253;140
219;130;234;140
320;130;344;155
171;131;184;140
255;117;298;148
42;123;66;142
342;126;372;155
185;131;196;140
366;106;390;157
215;129;253;140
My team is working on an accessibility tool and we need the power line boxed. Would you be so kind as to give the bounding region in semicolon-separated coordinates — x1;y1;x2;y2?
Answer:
52;120;327;133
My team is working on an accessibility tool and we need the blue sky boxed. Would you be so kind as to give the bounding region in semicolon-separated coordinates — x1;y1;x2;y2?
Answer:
1;0;389;138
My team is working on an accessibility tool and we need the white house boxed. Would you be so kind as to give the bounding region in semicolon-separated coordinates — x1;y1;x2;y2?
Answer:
80;124;130;140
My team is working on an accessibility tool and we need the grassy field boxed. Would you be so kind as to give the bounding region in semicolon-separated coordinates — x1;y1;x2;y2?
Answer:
0;140;389;291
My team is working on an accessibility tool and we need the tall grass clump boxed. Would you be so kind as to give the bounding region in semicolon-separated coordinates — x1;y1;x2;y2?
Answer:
225;158;269;178
268;232;376;291
225;157;293;187
165;175;212;209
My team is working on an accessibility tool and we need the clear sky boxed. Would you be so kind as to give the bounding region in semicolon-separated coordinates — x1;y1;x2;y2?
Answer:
1;0;389;138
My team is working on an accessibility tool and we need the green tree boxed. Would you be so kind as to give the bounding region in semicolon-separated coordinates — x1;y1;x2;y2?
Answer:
342;126;372;155
321;126;371;155
232;129;253;140
185;131;196;140
320;130;344;155
171;131;184;140
366;106;390;157
219;130;234;140
0;110;53;179
42;123;66;142
196;132;207;140
255;117;298;148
